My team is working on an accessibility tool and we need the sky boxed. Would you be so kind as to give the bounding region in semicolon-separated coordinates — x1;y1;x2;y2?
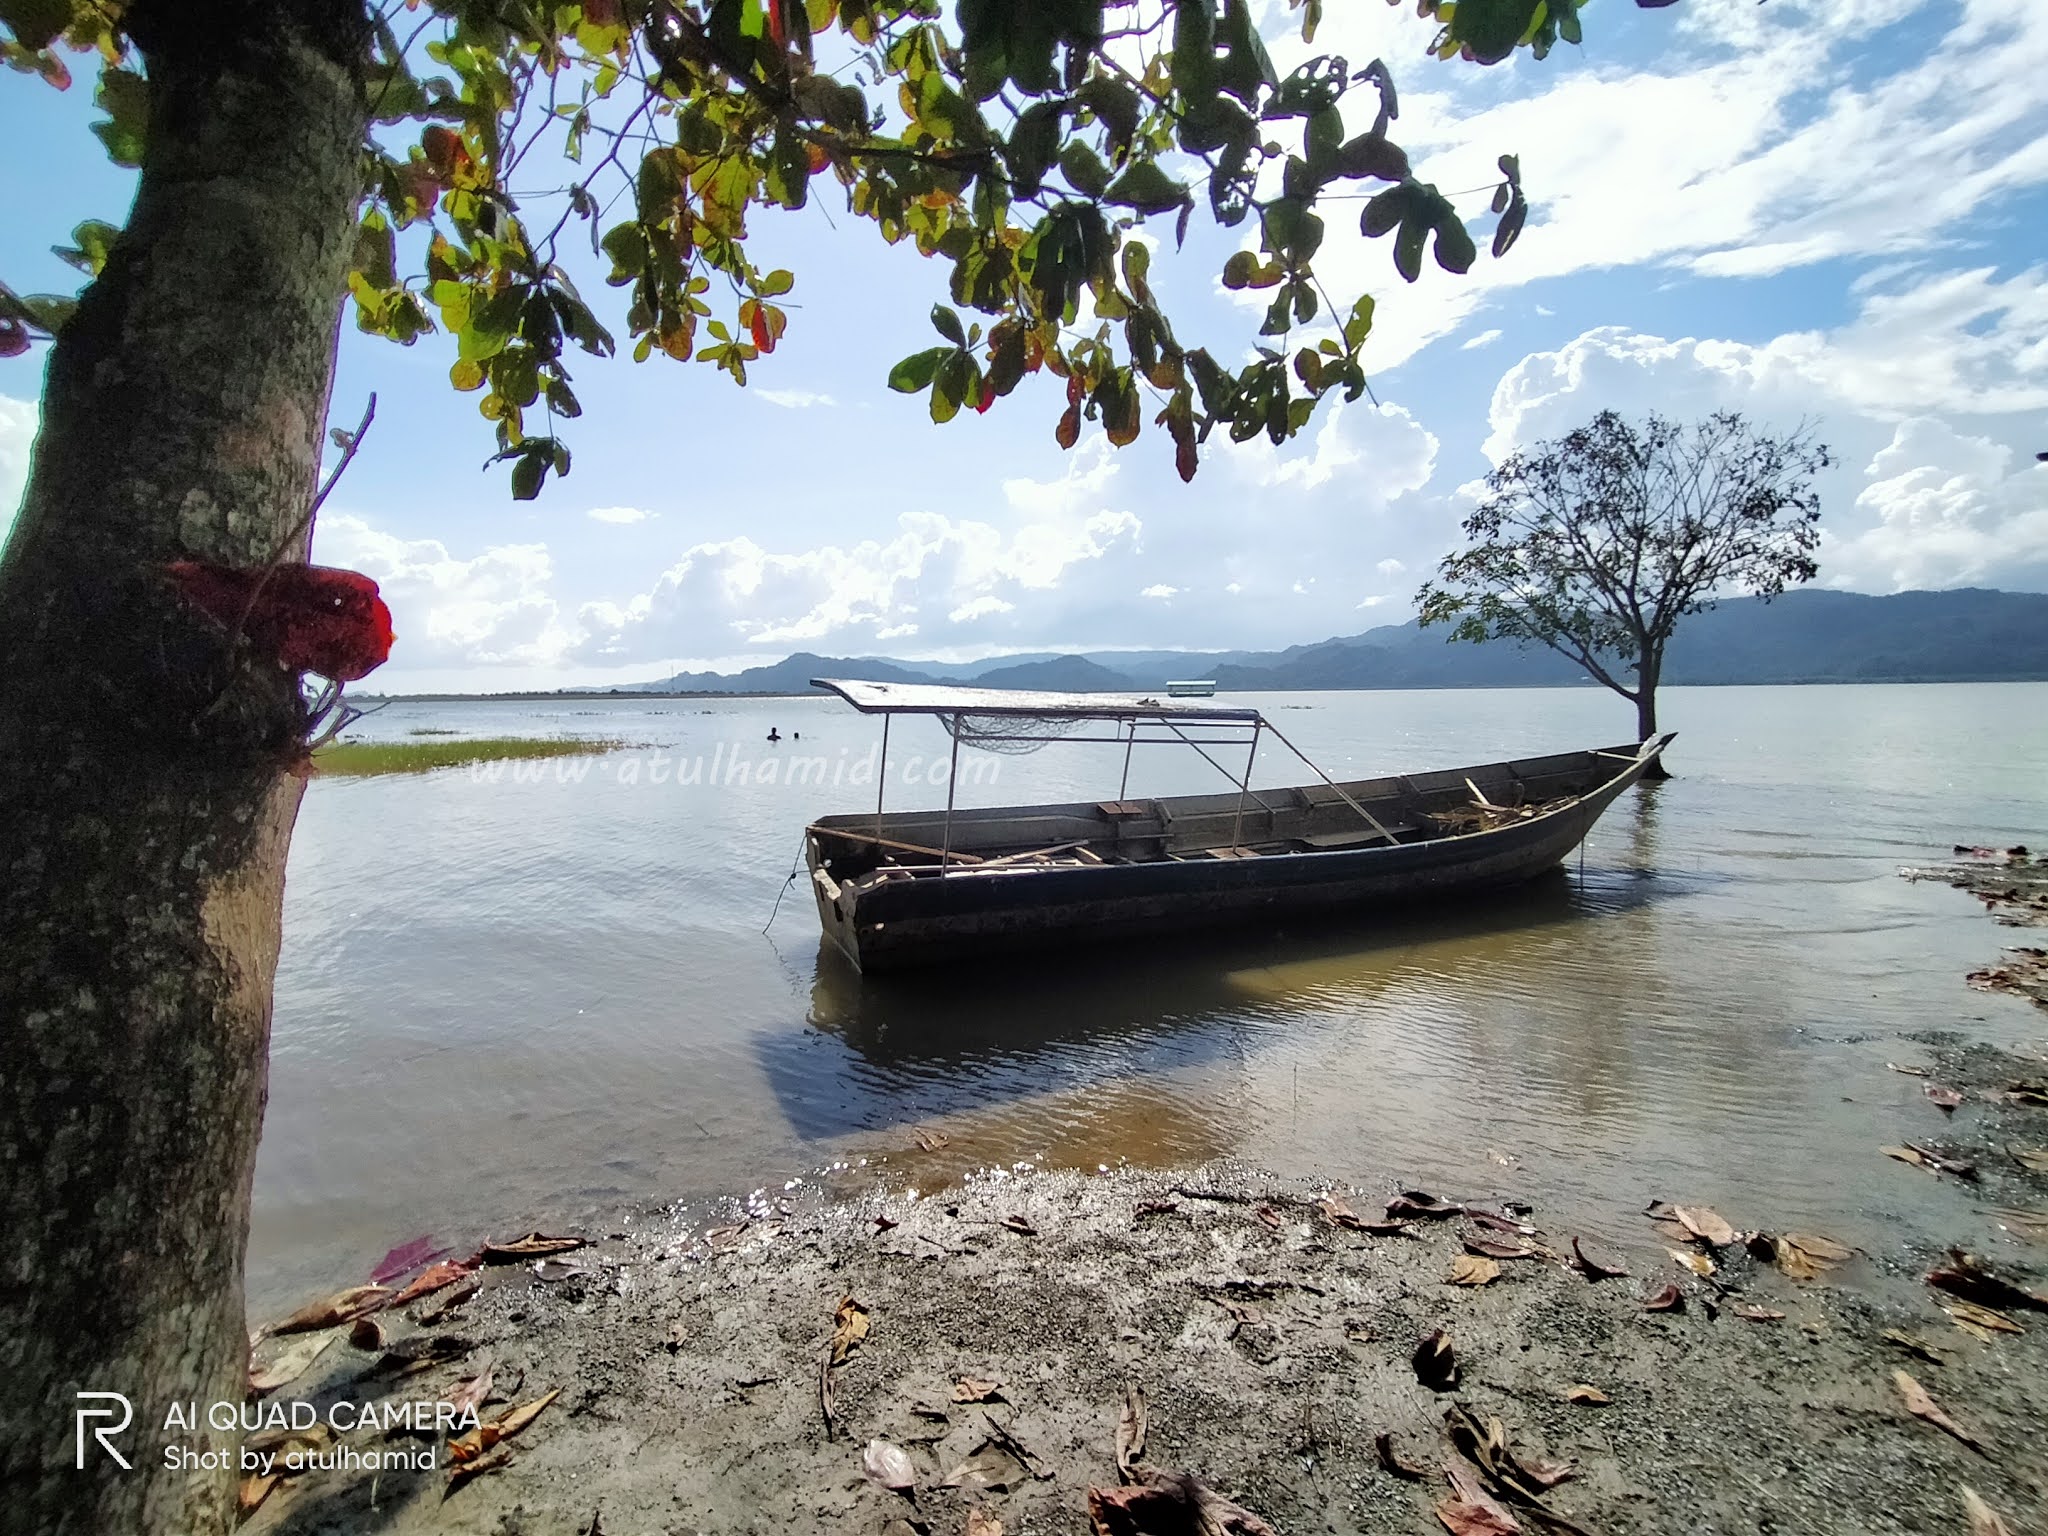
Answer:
2;0;2044;691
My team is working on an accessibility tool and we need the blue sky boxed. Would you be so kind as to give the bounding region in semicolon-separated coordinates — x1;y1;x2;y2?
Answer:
3;0;2045;690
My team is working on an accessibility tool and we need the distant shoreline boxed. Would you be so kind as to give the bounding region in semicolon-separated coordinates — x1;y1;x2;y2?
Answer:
352;675;2048;704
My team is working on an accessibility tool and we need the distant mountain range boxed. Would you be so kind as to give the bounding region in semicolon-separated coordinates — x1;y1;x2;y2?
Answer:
607;588;2048;696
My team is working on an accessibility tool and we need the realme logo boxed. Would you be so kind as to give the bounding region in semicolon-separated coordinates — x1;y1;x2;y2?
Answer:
75;1392;133;1470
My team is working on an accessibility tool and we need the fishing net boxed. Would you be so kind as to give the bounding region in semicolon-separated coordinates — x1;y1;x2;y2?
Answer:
939;711;1090;755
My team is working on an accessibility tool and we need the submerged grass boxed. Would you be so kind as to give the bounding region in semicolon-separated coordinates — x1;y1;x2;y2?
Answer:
313;736;625;778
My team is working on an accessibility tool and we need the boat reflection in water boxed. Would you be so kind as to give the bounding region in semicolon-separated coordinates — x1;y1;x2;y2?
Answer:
768;852;1676;1184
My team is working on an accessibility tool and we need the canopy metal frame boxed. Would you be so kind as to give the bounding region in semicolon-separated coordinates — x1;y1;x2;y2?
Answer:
810;676;1397;870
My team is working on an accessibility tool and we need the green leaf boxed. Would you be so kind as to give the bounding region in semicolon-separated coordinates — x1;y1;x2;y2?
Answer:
931;350;970;423
1343;293;1375;349
1492;192;1528;258
1059;140;1112;199
1172;0;1217;102
1216;0;1277;106
52;218;119;276
1220;250;1258;290
90;66;147;167
1337;134;1409;183
1361;183;1412;239
510;448;545;500
1393;216;1427;283
929;303;966;346
1433;216;1477;275
0;0;72;52
760;268;795;296
1105;161;1189;215
888;345;951;393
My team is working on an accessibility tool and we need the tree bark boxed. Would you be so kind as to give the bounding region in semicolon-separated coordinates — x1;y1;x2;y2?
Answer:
1635;648;1671;777
0;4;367;1530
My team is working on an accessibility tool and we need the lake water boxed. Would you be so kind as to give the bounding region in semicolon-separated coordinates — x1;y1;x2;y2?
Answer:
248;683;2048;1310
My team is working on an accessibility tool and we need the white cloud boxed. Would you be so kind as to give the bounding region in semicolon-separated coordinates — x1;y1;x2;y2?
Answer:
1140;584;1179;599
1461;329;1503;351
755;388;836;409
574;500;1145;663
1376;558;1407;579
586;505;654;525
1480;313;2048;594
1830;418;2048;589
0;393;36;550
1259;0;2048;367
315;513;573;668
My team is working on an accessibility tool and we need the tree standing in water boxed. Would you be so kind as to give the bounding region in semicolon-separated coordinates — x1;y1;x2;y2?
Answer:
1418;410;1829;760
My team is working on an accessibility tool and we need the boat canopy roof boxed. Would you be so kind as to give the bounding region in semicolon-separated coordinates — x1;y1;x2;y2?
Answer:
811;677;1262;725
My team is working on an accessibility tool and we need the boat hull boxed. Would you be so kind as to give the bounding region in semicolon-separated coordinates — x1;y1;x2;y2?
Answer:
807;737;1668;973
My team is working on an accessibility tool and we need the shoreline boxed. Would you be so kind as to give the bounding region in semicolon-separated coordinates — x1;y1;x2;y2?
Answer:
239;1033;2047;1536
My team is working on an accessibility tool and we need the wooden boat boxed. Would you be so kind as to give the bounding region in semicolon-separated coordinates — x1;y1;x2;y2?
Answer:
804;678;1672;973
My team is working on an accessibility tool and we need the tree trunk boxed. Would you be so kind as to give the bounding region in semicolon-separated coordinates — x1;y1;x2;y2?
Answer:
1635;648;1671;778
0;4;366;1530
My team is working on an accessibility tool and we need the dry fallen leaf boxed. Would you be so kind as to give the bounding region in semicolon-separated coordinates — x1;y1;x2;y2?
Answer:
417;1275;481;1323
446;1445;515;1494
1773;1232;1852;1282
1134;1199;1180;1218
347;1316;385;1351
1087;1469;1277;1536
478;1232;585;1263
1669;1248;1716;1277
248;1330;339;1394
1564;1384;1609;1406
1672;1206;1738;1247
913;1128;951;1151
1254;1204;1284;1231
263;1284;392;1338
1115;1383;1147;1482
238;1472;280;1517
392;1258;477;1308
1448;1254;1502;1287
2009;1146;2048;1173
1642;1283;1686;1313
1881;1329;1948;1364
1888;1061;1932;1077
445;1357;497;1418
830;1295;871;1365
1464;1237;1536;1261
1413;1329;1459;1392
862;1438;918;1495
1925;1083;1965;1111
1435;1462;1522;1536
448;1389;559;1464
1387;1191;1463;1221
1940;1299;2023;1342
965;1508;1004;1536
1568;1237;1628;1281
1894;1369;1988;1456
1886;1145;1938;1174
1928;1251;2048;1313
1000;1215;1038;1236
1735;1303;1787;1323
943;1438;1028;1494
1990;1206;2048;1246
953;1376;1005;1404
1375;1430;1427;1481
1961;1485;2014;1536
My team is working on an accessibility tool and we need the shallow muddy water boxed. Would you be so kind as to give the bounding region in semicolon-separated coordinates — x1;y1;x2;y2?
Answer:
249;682;2048;1310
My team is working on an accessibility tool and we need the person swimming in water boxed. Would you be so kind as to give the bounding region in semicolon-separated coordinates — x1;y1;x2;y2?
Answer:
766;727;781;743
